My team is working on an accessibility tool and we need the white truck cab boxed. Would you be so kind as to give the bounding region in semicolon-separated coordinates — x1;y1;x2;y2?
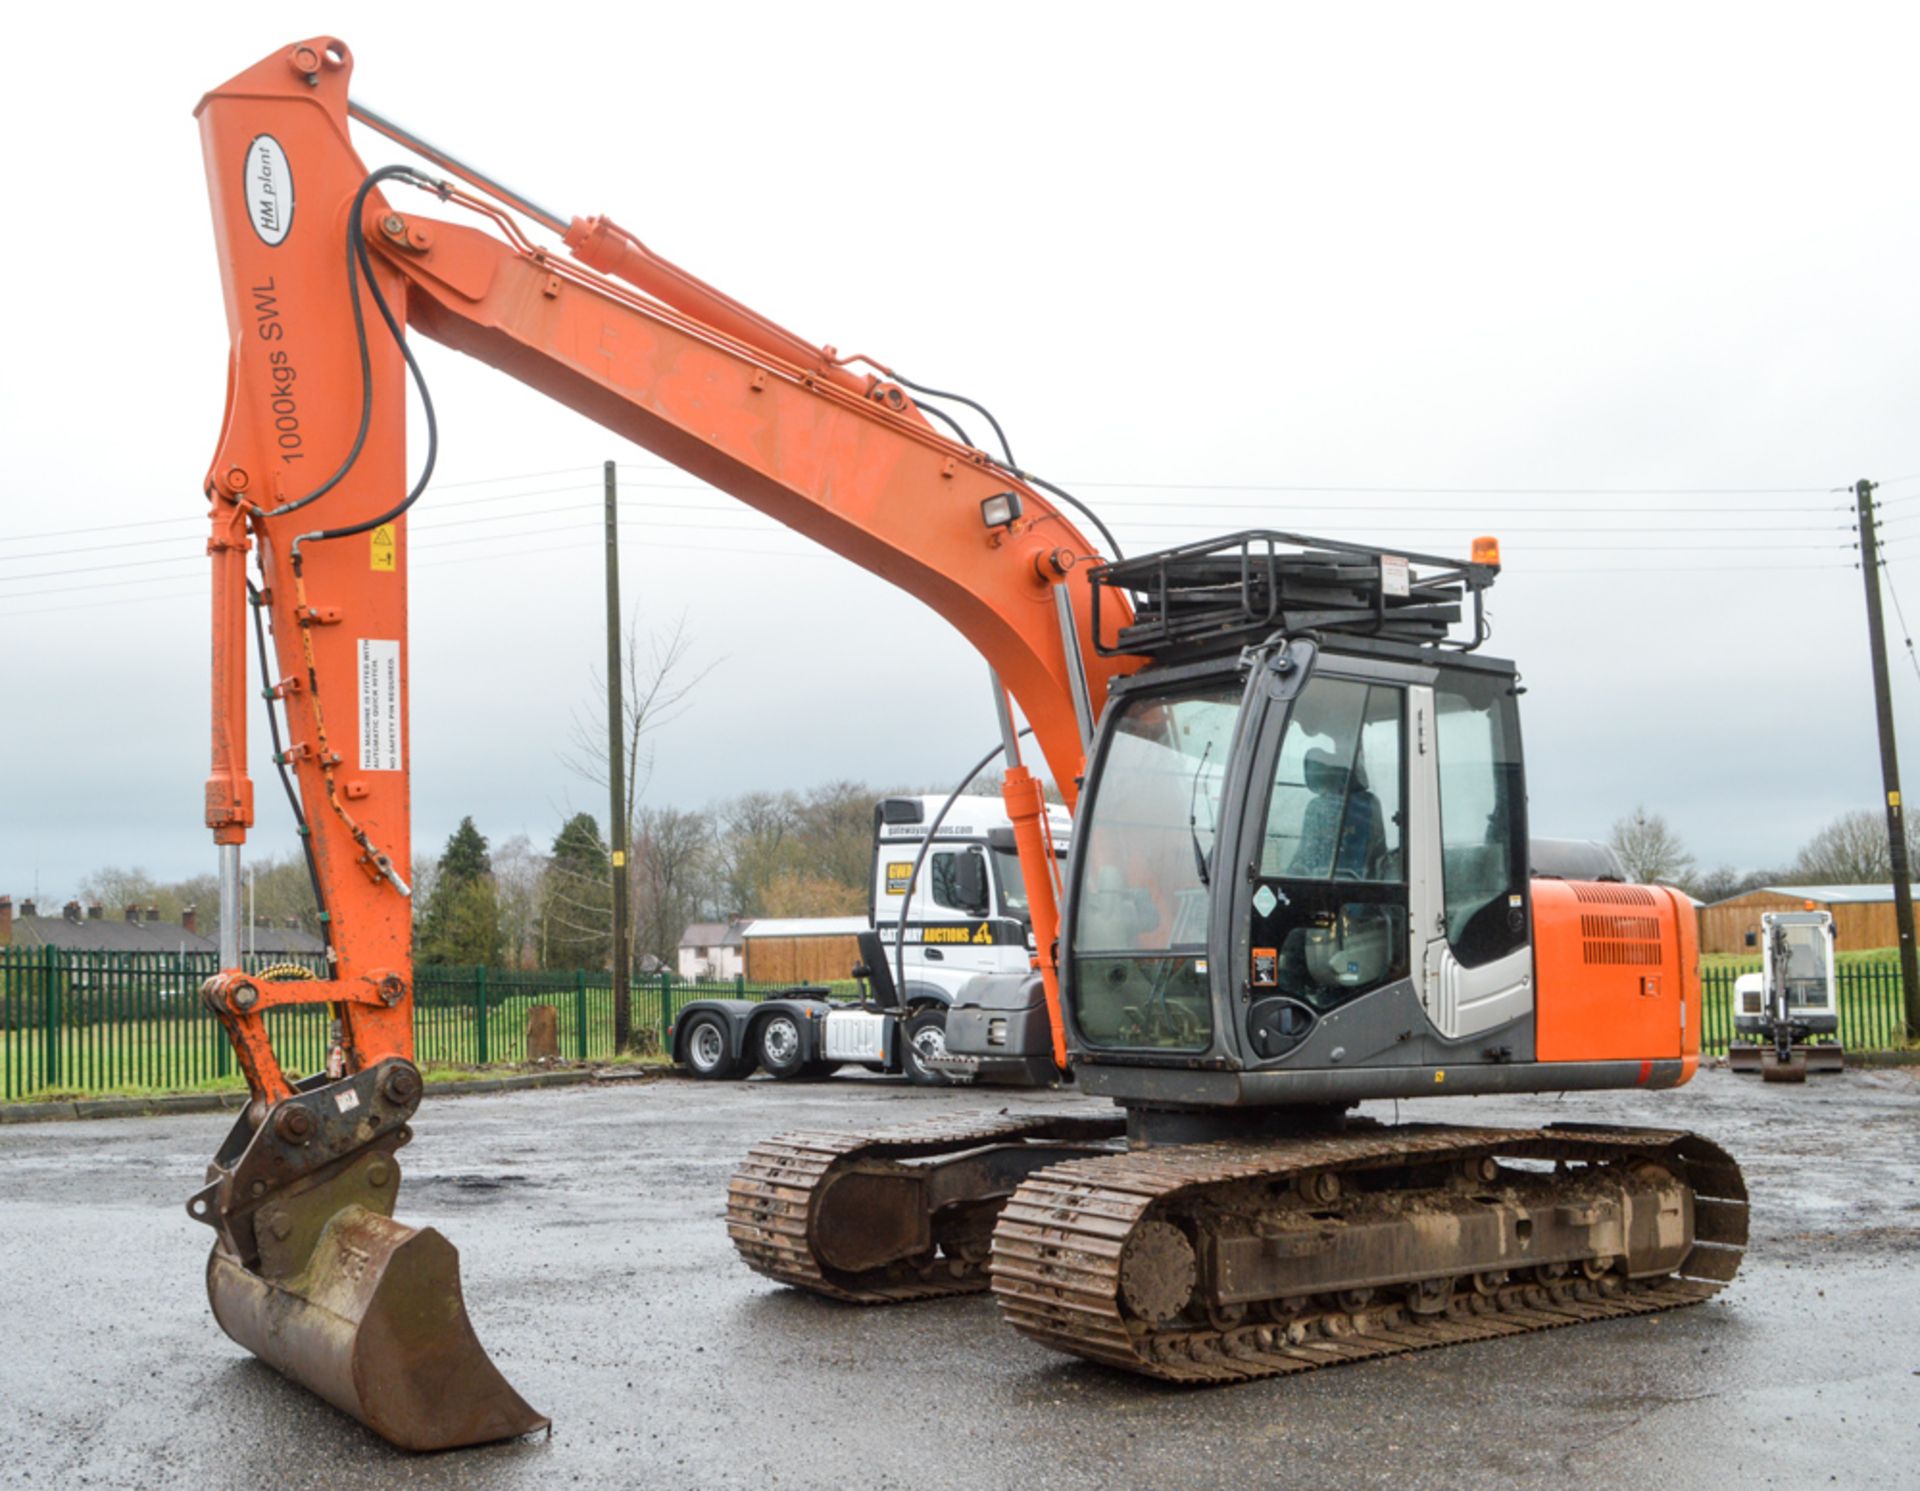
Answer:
670;792;1072;1088
869;794;1072;1004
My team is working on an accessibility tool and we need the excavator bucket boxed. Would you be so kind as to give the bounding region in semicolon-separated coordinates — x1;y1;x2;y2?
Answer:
1760;1046;1809;1083
191;1065;547;1452
207;1205;547;1451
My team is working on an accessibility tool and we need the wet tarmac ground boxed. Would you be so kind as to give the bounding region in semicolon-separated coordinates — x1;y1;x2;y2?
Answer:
1;1065;1916;1491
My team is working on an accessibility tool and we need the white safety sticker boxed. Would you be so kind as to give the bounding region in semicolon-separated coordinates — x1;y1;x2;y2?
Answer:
358;639;402;771
334;1089;360;1114
1380;554;1410;598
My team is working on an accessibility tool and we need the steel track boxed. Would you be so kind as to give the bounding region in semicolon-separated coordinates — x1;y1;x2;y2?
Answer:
988;1122;1748;1382
726;1111;1130;1302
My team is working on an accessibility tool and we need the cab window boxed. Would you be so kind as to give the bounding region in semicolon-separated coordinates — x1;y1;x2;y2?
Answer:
1262;680;1402;882
1435;671;1528;967
930;851;964;911
1253;679;1408;1011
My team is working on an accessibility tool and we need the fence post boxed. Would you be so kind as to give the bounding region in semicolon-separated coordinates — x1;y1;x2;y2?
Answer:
735;972;744;997
42;943;59;1090
575;969;589;1061
659;970;673;1040
216;982;232;1079
474;965;490;1065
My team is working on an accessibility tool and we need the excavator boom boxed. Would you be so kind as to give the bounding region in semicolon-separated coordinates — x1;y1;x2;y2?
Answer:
191;36;1128;1448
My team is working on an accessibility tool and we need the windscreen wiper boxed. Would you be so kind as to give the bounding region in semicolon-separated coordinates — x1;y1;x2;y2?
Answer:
1188;739;1215;887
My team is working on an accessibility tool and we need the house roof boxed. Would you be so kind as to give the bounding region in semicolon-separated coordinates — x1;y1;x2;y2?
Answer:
1765;884;1897;906
210;923;328;956
7;915;216;954
679;920;746;949
1709;884;1900;908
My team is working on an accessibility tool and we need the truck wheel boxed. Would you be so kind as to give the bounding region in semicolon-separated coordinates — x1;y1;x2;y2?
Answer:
682;1013;752;1080
901;1008;954;1087
756;1012;808;1079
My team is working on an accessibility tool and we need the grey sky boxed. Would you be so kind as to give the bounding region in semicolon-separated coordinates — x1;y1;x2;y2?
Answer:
4;2;1917;897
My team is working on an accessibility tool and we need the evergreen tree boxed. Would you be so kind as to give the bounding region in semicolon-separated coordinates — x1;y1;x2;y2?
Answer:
539;813;613;970
417;817;502;965
439;817;492;884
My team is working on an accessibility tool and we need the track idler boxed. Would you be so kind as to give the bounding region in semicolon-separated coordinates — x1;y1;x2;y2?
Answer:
188;1060;547;1452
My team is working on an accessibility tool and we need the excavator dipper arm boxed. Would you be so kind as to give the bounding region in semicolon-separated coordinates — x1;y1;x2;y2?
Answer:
191;37;1133;1449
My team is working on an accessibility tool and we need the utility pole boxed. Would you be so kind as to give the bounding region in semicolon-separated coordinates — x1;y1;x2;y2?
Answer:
1854;477;1920;1036
605;459;632;1050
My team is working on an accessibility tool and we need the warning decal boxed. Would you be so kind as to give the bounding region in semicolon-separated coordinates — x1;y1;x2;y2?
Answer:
359;639;402;771
370;523;397;572
885;861;913;895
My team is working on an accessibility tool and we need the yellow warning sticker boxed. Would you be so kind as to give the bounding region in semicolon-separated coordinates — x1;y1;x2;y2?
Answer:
370;523;397;572
1891;791;1903;808
611;850;626;868
885;861;913;895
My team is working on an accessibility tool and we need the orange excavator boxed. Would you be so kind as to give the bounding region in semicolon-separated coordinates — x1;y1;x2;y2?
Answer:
192;38;1746;1452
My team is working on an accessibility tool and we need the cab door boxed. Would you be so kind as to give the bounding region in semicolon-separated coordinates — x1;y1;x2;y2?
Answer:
1242;673;1411;1058
1411;670;1534;1041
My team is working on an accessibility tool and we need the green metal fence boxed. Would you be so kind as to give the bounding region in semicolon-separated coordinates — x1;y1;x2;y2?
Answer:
5;947;1910;1101
1697;964;1910;1056
0;948;826;1101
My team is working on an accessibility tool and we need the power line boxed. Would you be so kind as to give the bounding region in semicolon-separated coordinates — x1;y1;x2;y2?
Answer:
3;461;1868;566
0;467;656;547
0;587;208;620
2;529;1864;618
0;459;1890;589
1104;519;1847;536
1878;556;1920;690
1050;480;1837;496
1087;499;1839;514
0;490;1852;574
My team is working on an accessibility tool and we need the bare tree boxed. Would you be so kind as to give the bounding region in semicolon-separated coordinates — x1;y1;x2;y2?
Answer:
76;865;162;915
76;855;313;933
1608;806;1695;886
1793;809;1918;884
632;805;718;967
761;870;864;917
490;834;548;970
560;610;720;968
561;611;721;859
1692;865;1792;903
716;789;798;916
790;781;875;891
409;853;440;924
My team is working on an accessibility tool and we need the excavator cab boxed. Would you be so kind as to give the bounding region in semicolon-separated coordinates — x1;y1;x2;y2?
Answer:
1045;531;1695;1125
1057;534;1524;1111
1066;644;1530;1080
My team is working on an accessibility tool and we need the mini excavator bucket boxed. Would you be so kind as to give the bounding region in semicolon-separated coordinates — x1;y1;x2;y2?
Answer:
1760;1046;1810;1083
189;1061;547;1452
